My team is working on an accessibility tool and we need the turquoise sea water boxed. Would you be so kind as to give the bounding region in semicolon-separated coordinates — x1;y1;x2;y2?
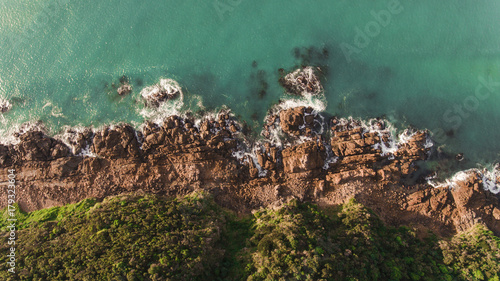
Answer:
1;0;500;169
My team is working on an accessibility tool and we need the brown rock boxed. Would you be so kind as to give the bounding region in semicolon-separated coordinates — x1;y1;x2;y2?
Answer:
282;141;324;174
92;125;140;159
279;107;304;136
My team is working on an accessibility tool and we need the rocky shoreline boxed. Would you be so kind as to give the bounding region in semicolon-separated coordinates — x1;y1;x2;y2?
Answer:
1;102;499;238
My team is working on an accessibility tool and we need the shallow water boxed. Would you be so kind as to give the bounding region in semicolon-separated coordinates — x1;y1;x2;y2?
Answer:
1;0;499;169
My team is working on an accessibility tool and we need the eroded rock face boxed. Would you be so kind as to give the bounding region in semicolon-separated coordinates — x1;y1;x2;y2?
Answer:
282;141;325;174
92;125;141;159
279;107;304;136
1;107;498;238
0;144;13;166
405;173;500;235
16;130;70;162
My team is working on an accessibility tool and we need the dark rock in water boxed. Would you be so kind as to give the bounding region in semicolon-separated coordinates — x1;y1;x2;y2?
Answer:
135;78;144;86
119;75;129;84
293;47;301;59
258;90;267;98
117;83;132;96
0;99;12;113
279;67;323;96
250;69;269;99
252;60;258;68
455;153;464;162
141;79;182;107
292;46;330;67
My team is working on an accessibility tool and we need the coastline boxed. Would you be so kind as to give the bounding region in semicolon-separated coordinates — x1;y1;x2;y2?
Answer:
1;98;499;237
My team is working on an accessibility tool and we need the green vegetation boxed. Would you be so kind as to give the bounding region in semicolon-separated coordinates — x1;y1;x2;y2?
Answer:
440;224;500;281
1;193;499;281
0;192;227;281
1;199;97;231
247;199;449;281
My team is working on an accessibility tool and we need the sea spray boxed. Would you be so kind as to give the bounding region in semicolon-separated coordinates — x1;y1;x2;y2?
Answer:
0;121;47;146
139;78;186;126
0;98;12;114
54;126;96;157
427;165;500;195
280;66;324;96
331;116;434;159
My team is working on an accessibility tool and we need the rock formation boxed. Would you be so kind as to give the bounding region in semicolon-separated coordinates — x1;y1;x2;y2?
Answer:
279;67;323;96
1;106;499;238
117;83;132;96
141;79;181;107
0;98;12;113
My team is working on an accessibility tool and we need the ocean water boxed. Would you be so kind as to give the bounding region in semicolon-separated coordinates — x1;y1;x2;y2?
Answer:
1;0;500;170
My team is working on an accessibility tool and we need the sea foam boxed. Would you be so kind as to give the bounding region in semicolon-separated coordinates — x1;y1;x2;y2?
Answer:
427;165;500;194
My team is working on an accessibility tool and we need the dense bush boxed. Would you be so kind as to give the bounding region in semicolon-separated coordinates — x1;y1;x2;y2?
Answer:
246;199;451;281
1;194;499;281
0;192;227;281
440;224;500;281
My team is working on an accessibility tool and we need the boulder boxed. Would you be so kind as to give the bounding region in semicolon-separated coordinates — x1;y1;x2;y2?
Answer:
92;125;140;159
141;79;181;107
279;67;322;96
16;130;70;162
282;141;325;174
279;107;305;136
117;83;132;96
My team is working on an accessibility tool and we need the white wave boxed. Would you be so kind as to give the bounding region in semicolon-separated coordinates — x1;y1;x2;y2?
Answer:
53;125;96;156
427;166;499;194
139;78;185;126
481;164;500;194
427;169;474;189
140;78;183;103
0;121;47;146
282;66;323;96
264;95;327;148
78;145;97;157
232;144;268;177
0;98;12;114
270;94;326;116
322;142;339;170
